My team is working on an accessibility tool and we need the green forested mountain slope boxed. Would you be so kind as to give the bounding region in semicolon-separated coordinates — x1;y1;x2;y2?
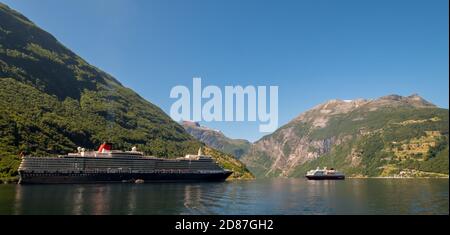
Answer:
242;95;449;178
0;3;253;180
182;121;251;159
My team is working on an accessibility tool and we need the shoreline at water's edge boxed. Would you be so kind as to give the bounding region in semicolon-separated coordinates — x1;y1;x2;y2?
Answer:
0;176;254;184
2;176;449;184
347;176;449;179
0;176;19;184
226;177;256;182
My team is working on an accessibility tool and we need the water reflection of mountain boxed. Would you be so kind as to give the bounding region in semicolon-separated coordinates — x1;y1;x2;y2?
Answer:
12;183;228;215
6;179;449;215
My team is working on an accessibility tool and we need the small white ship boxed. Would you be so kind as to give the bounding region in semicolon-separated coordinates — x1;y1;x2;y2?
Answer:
306;167;345;180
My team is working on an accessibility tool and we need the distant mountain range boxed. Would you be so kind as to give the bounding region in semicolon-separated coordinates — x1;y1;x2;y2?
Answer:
181;94;448;178
181;121;251;159
241;94;448;178
0;3;253;180
1;2;447;180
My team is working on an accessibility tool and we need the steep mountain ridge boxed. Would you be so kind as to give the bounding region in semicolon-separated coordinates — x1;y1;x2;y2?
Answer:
0;3;253;180
182;121;251;159
242;94;448;178
0;2;197;157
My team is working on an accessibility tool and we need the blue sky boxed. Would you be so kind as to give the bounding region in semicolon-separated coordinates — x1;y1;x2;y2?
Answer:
3;0;448;142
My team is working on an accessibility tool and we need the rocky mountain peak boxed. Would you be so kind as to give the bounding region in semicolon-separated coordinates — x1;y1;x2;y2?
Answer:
242;93;448;178
181;122;251;159
181;121;223;133
407;93;432;103
182;120;201;127
369;93;435;108
293;98;368;126
378;94;404;101
292;94;436;128
317;98;368;111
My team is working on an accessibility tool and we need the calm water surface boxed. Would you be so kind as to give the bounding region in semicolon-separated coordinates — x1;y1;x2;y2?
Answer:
0;179;448;215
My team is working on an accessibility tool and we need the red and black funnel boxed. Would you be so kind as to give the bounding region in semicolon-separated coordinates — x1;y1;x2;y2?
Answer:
97;142;112;153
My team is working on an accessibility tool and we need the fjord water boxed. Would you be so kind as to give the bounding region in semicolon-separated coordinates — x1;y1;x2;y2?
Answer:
0;179;448;215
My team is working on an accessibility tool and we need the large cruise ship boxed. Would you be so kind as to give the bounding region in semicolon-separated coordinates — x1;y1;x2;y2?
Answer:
18;143;232;184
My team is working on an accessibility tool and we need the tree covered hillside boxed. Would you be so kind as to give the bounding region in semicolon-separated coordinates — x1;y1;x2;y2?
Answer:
0;3;254;181
242;96;449;178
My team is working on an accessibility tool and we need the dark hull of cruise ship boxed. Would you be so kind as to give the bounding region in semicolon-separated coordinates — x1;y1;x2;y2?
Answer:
19;171;233;184
305;175;345;180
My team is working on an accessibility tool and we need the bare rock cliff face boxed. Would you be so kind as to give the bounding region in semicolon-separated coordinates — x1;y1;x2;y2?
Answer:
242;94;447;178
